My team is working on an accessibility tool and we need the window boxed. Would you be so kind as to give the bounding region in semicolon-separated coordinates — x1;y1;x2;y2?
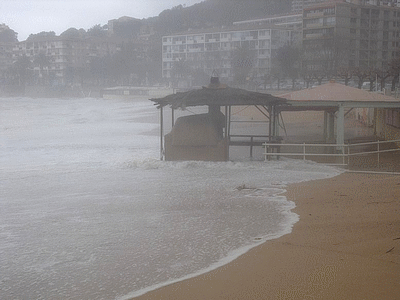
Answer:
384;21;389;30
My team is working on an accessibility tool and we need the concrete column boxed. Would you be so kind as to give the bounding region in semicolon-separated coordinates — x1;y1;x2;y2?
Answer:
327;112;335;143
274;109;280;137
323;111;328;142
336;104;345;149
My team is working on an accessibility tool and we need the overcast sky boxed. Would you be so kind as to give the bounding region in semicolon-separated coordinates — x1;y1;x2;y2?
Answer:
0;0;204;41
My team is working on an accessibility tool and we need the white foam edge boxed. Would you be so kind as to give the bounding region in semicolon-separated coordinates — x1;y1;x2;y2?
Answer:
117;191;299;300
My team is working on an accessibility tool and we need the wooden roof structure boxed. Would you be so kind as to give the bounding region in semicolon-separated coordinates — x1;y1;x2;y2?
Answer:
150;85;287;109
150;77;288;160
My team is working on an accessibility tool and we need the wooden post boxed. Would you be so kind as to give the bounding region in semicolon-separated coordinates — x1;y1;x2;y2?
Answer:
268;105;273;142
171;108;175;127
250;136;253;158
225;105;229;138
160;106;164;161
228;106;232;138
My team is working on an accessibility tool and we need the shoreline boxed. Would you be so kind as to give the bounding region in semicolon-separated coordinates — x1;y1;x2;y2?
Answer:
132;172;400;299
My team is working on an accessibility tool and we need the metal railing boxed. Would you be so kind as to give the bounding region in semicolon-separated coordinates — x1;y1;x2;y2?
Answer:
263;139;400;167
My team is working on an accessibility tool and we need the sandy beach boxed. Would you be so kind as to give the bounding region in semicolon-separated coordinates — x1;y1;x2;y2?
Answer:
133;172;400;299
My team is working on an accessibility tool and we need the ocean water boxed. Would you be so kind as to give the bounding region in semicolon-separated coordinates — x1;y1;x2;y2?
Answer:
0;97;341;300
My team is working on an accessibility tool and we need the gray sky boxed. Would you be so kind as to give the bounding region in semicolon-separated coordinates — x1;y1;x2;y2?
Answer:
0;0;204;41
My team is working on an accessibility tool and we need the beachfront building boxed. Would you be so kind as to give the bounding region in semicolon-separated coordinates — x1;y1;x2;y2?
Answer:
293;0;400;13
161;24;299;86
302;0;400;77
292;0;332;13
12;36;118;86
233;13;303;31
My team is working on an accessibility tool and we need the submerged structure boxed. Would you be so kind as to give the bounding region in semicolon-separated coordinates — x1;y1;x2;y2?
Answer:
150;76;287;161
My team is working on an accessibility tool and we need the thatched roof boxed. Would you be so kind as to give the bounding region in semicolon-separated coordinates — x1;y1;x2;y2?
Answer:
150;86;287;109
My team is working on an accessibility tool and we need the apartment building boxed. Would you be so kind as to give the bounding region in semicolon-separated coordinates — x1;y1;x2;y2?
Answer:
292;0;331;12
233;13;303;31
12;36;118;85
302;0;400;75
161;24;298;84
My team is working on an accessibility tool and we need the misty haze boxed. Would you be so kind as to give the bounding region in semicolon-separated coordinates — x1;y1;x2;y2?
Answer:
1;1;400;299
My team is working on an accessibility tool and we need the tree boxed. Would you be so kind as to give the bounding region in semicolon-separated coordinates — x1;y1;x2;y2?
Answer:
33;52;50;85
231;44;255;88
87;25;107;38
377;67;392;91
388;58;400;91
60;28;87;39
27;31;56;40
269;65;285;90
171;58;191;87
9;55;33;86
336;66;353;86
0;26;18;42
89;56;111;86
352;67;371;89
275;44;301;89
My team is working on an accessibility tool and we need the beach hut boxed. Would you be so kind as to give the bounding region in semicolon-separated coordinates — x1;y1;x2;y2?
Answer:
150;76;287;161
278;81;400;147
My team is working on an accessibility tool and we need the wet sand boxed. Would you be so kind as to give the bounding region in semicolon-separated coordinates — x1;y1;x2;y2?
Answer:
133;172;400;299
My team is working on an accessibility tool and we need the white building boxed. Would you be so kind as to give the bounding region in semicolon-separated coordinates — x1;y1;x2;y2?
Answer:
12;36;118;85
292;0;331;12
162;24;298;85
233;13;303;31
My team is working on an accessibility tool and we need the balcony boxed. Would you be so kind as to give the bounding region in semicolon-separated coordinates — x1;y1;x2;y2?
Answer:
306;11;324;18
305;23;323;28
304;33;324;39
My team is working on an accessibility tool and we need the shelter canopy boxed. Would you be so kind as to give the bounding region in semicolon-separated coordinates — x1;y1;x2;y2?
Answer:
150;86;287;109
278;81;400;110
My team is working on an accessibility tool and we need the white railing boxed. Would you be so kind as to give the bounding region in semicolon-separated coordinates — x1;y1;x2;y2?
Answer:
347;139;400;165
263;139;400;167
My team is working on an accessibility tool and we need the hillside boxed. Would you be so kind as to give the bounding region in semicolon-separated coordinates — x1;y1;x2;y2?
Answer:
151;0;292;36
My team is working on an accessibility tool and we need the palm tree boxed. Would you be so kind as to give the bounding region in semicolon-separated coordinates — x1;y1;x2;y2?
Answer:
11;55;33;86
34;52;50;85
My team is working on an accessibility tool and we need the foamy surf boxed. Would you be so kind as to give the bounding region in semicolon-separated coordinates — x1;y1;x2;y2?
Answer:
1;97;342;300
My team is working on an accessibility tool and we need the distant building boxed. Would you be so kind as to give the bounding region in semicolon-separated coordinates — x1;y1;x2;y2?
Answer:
161;24;299;85
302;0;400;76
292;0;332;12
292;0;400;13
233;13;303;31
12;36;118;85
